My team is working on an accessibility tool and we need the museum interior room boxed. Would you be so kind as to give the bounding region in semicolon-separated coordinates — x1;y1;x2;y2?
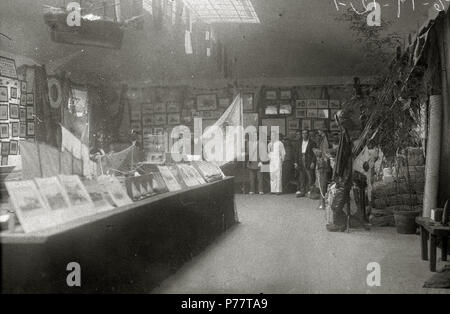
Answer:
0;0;450;294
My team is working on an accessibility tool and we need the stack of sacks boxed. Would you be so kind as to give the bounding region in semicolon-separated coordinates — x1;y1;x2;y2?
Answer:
369;147;424;226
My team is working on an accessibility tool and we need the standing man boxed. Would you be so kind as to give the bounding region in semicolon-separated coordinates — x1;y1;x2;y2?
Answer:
268;133;286;195
294;130;317;197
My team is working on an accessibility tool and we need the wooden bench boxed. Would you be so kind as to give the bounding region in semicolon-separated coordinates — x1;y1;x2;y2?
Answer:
416;217;449;272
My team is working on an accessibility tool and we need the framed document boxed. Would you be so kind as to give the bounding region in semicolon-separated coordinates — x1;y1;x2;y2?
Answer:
21;81;27;93
19;123;26;138
10;87;18;99
307;109;318;118
279;103;292;115
19;106;26;121
1;141;9;155
9;103;19;119
296;109;307;119
20;94;26;106
0;86;8;102
0;56;17;79
265;90;277;100
296;99;307;108
197;94;217;111
307;99;318;108
264;105;278;115
26;106;34;120
317;109;330;119
0;104;8;120
27;122;35;136
280;89;292;100
11;122;19;138
26;93;34;105
317;100;329;109
0;123;9;138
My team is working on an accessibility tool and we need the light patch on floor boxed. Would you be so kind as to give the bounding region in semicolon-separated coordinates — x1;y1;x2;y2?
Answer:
153;194;450;294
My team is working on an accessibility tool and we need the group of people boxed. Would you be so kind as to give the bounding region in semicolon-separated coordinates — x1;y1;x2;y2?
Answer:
246;129;338;209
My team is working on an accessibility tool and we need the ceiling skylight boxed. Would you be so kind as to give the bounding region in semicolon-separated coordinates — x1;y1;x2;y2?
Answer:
183;0;260;24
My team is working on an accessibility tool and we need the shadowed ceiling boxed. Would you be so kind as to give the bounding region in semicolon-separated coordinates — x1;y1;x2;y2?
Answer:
0;0;431;84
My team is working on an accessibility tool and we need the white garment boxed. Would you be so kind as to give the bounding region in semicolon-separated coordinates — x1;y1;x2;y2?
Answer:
302;140;309;153
268;140;286;193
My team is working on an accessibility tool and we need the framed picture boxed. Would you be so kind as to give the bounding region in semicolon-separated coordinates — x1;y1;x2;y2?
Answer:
296;109;307;119
307;109;318;118
264;105;278;115
11;122;19;137
26;93;34;105
9;140;18;154
302;119;312;130
313;120;326;130
21;81;27;93
279;103;292;115
26;106;34;120
0;123;9;138
166;102;181;113
218;97;230;108
1;141;9;155
197;94;217;111
27;122;35;136
1;155;7;165
261;118;286;136
0;105;8;120
20;94;26;106
0;56;18;79
10;87;18;99
318;100;329;109
19;123;26;137
288;119;300;130
0;86;7;102
307;99;318;108
9;104;19;119
296;99;307;108
280;89;292;100
154;103;166;113
265;90;277;100
329;99;340;109
153;114;166;126
243;93;254;112
167;113;181;125
317;109;330;119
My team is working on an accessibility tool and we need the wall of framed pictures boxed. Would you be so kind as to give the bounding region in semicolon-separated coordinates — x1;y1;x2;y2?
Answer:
0;55;36;166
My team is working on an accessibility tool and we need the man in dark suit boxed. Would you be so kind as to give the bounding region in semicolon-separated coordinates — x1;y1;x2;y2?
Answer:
294;130;317;197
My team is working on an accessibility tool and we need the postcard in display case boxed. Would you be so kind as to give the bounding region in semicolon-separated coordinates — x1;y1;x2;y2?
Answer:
168;165;188;189
34;177;71;213
176;164;199;187
151;171;169;194
83;179;114;212
5;180;53;233
186;164;207;184
157;166;182;191
58;175;94;211
97;175;133;207
125;175;154;201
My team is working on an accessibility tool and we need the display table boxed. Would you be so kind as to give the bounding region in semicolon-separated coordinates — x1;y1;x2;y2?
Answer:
416;217;449;272
1;177;237;293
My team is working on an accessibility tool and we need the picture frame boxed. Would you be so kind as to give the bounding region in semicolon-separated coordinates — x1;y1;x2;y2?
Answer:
153;114;166;126
11;122;19;137
27;122;35;136
0;86;8;102
307;99;318;108
317;109;330;119
218;97;230;108
1;141;9;155
19;123;26;138
243;93;254;112
307;109;318;118
9;140;18;155
329;99;341;109
280;89;292;100
313;120;326;130
1;155;7;166
21;81;27;93
317;100;329;109
20;94;26;106
279;103;292;115
0;123;9;138
296;99;307;108
154;102;166;113
10;87;18;99
288;119;300;130
196;94;217;111
166;102;181;113
0;104;8;120
265;90;277;100
167;113;181;125
26;93;34;105
9;104;19;119
302;119;312;130
0;56;18;79
264;105;278;115
296;109;307;119
19;107;26;121
26;106;34;120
